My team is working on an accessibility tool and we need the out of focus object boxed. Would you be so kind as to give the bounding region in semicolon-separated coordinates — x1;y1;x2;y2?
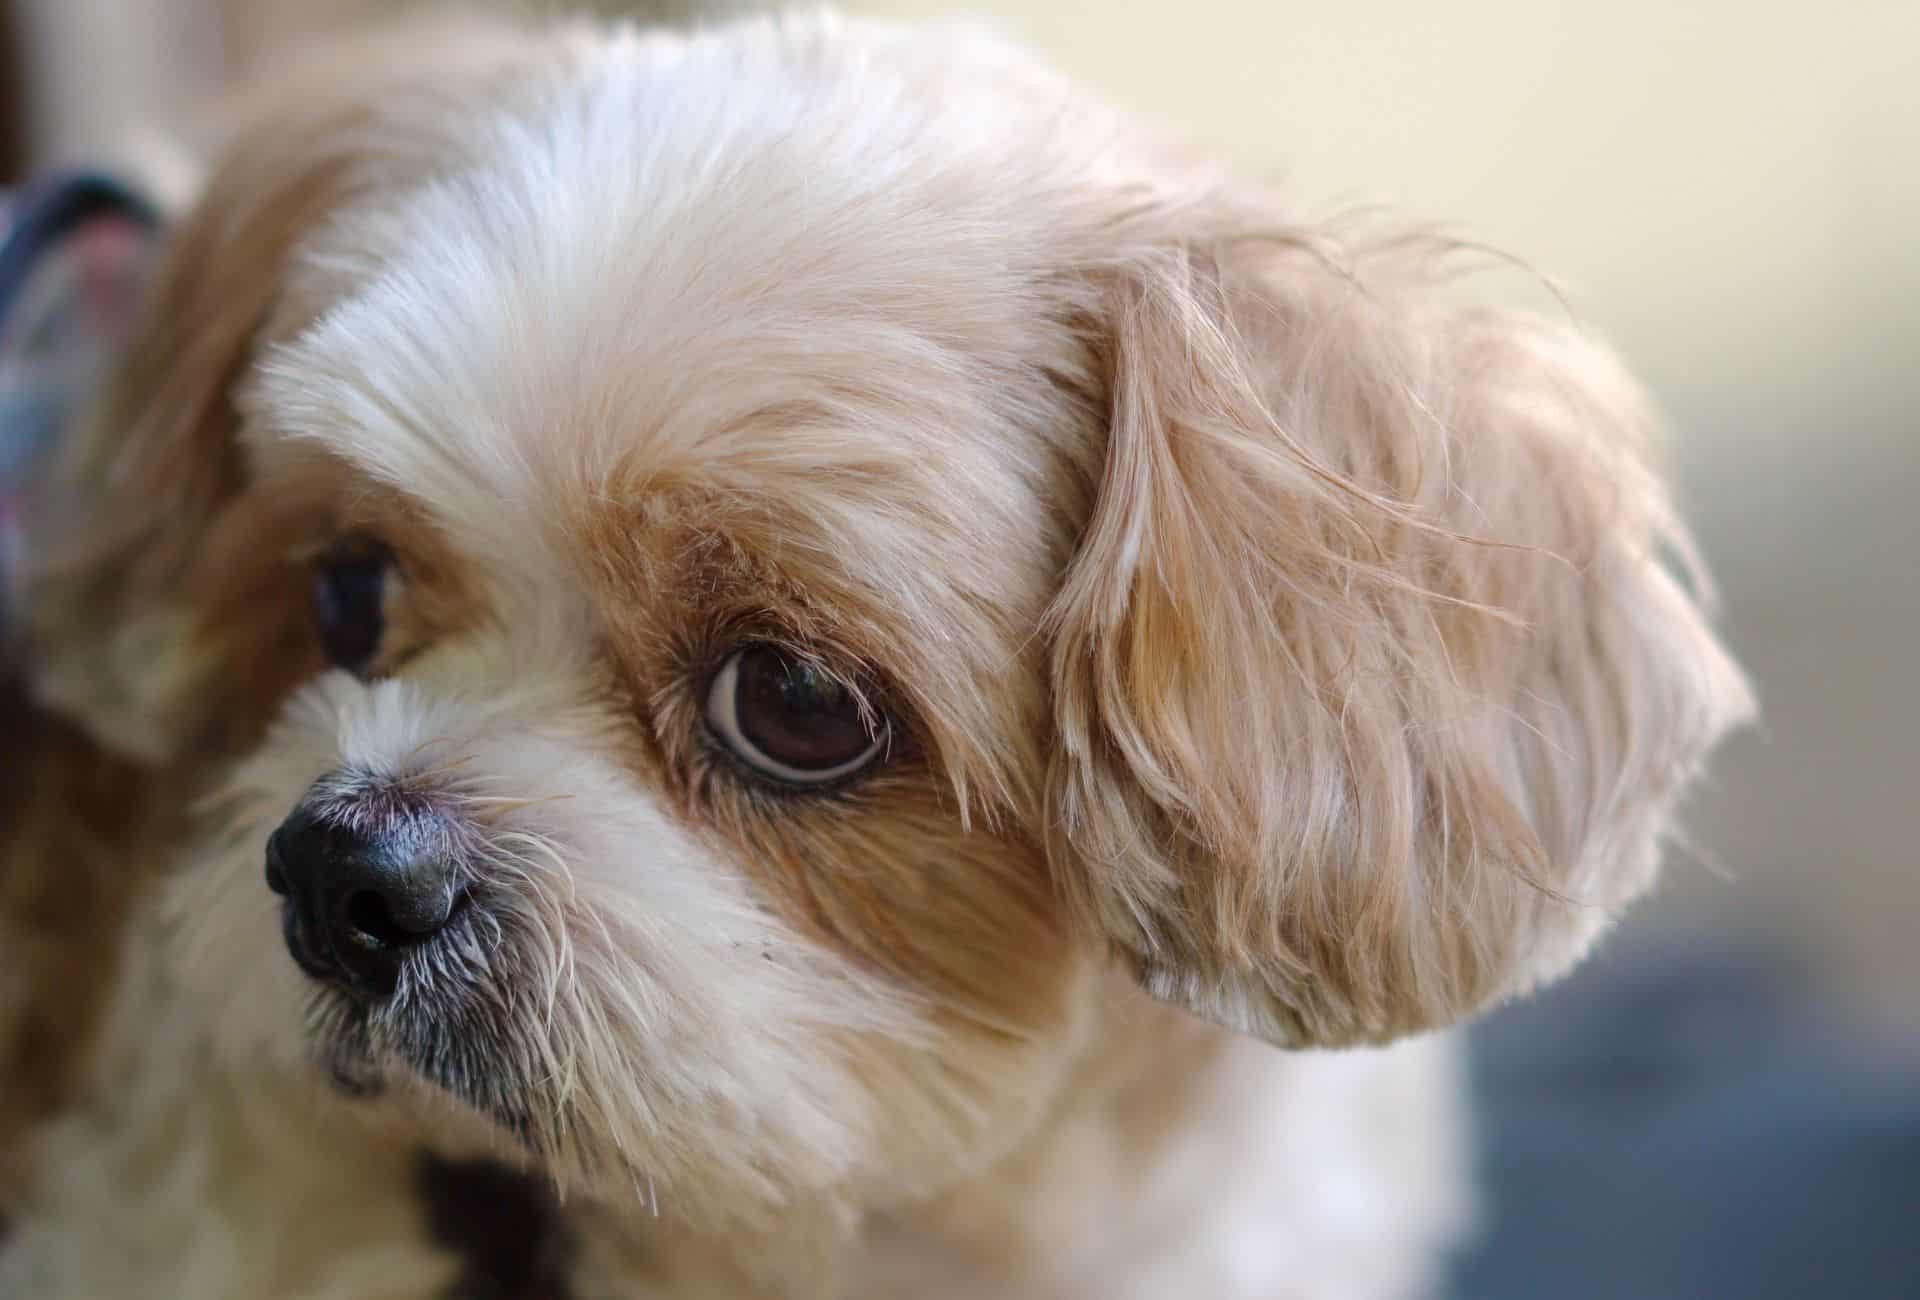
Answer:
7;0;224;176
0;4;26;183
0;172;159;658
5;0;764;179
1455;927;1920;1299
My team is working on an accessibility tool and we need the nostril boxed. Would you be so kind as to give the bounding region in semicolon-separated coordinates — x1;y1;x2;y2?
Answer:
343;889;440;951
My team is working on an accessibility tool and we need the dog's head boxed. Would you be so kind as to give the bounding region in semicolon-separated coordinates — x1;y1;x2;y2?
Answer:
21;12;1750;1224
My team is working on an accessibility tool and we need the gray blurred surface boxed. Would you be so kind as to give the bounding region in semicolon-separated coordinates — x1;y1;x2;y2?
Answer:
1454;927;1920;1298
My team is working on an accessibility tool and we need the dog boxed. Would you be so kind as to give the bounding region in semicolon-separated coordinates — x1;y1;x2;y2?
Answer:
0;9;1753;1297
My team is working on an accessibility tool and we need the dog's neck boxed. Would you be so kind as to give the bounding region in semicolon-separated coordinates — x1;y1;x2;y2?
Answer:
550;985;1238;1297
850;988;1234;1292
570;986;1472;1300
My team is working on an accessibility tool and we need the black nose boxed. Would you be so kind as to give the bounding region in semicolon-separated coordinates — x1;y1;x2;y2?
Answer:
266;798;458;997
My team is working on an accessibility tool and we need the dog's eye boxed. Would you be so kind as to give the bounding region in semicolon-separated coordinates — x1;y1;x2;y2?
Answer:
705;645;886;786
311;539;390;675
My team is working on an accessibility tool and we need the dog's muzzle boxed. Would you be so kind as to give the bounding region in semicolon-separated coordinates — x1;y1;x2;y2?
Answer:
265;786;463;998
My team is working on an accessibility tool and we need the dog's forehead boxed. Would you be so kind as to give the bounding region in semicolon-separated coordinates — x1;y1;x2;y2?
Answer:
251;27;1104;598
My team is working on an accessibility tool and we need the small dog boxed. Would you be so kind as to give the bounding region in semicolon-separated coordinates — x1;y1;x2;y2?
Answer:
0;9;1752;1297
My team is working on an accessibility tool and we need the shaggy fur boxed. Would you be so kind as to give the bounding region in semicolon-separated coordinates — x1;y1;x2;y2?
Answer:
0;9;1751;1297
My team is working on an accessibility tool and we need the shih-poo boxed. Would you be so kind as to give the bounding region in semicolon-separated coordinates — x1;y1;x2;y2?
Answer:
0;8;1751;1297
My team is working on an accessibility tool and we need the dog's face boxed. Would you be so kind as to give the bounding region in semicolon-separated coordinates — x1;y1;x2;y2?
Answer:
23;13;1750;1225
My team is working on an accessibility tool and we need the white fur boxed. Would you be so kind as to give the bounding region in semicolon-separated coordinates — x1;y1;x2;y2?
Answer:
5;10;1749;1298
168;653;924;1210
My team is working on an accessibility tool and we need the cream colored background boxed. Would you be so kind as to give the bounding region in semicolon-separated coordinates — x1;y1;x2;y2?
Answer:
16;0;1920;1043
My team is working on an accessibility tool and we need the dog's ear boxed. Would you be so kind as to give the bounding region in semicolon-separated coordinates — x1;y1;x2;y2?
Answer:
19;17;539;761
1046;220;1753;1047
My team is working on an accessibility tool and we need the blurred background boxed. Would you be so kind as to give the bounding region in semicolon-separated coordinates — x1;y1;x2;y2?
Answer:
5;0;1916;1294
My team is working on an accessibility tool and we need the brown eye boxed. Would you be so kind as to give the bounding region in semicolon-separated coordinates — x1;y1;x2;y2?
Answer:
311;539;390;676
705;645;886;785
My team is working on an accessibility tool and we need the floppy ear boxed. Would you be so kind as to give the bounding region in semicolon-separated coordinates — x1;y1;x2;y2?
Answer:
18;16;541;761
1046;223;1754;1047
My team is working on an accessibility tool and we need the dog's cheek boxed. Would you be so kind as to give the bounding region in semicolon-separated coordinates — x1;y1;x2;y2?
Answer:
161;831;318;1073
698;788;1102;1197
158;677;365;1071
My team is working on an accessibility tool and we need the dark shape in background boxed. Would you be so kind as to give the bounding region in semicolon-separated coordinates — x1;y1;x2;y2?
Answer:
1453;924;1920;1299
0;3;25;185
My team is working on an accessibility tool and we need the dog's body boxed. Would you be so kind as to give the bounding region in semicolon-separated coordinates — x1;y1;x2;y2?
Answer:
0;10;1749;1297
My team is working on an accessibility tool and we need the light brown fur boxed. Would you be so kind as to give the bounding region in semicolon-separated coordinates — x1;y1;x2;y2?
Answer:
0;694;171;1210
2;9;1750;1296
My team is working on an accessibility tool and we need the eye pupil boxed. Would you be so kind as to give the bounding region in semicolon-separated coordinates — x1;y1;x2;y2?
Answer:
708;645;885;785
312;543;389;675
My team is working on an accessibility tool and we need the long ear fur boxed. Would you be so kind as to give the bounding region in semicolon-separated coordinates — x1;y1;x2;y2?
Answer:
1048;221;1754;1047
19;15;544;761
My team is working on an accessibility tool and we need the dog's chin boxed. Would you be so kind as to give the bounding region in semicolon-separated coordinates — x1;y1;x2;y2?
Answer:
304;990;385;1097
290;912;551;1155
296;981;566;1189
